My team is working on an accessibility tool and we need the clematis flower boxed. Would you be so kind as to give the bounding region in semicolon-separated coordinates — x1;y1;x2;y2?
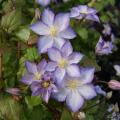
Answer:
31;9;76;53
53;67;96;112
102;24;112;36
70;5;99;22
47;41;83;84
95;37;113;55
114;65;120;76
37;0;51;7
30;72;58;103
21;59;47;85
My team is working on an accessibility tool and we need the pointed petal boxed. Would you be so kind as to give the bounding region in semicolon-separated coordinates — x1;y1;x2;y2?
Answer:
25;61;37;74
48;48;62;62
54;13;70;32
30;21;49;35
61;41;73;57
79;84;96;100
66;90;84;112
54;67;66;84
58;27;76;39
37;0;51;7
80;68;95;84
86;14;100;22
43;90;51;103
38;36;53;53
42;9;54;27
21;74;35;85
46;62;57;72
68;52;83;64
70;7;80;18
66;65;80;77
53;37;65;49
37;59;47;73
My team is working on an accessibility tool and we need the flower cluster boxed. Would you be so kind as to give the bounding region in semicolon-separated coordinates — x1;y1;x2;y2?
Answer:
21;6;98;112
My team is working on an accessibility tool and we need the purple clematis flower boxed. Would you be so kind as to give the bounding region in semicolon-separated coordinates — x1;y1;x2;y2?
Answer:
37;0;51;7
21;59;47;85
70;5;99;22
30;72;58;103
95;37;113;55
53;67;96;112
30;9;76;53
46;41;83;84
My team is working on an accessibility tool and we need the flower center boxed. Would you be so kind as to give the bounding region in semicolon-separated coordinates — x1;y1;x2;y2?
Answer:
80;9;88;14
58;59;68;68
67;80;78;89
34;73;41;80
41;81;51;88
49;26;58;37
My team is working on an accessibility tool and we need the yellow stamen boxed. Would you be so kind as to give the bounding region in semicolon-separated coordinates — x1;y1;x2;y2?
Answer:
49;26;58;37
67;80;78;89
58;59;68;68
80;9;88;14
41;81;51;88
34;73;41;80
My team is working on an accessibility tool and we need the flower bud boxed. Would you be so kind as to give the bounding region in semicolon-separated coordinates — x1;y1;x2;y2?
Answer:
6;88;20;95
108;80;120;90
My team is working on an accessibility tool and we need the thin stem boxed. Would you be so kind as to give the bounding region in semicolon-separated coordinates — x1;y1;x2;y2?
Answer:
95;80;108;84
0;48;2;80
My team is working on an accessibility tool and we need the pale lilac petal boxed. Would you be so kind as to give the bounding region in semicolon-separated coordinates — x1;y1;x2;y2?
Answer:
21;75;35;85
30;21;49;35
48;48;62;62
31;81;41;92
54;68;66;84
58;27;76;39
86;14;100;22
80;68;95;84
54;13;70;32
53;88;69;102
68;52;83;64
66;65;80;77
61;41;73;57
25;61;37;74
46;62;57;72
66;90;84;112
42;9;54;27
37;59;47;73
43;90;50;103
79;84;97;100
70;7;80;18
37;0;51;7
38;36;53;53
53;37;65;49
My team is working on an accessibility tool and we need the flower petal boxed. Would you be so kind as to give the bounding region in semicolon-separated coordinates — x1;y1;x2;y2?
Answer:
80;68;95;84
70;7;80;18
25;61;37;74
42;9;54;27
68;52;83;64
37;0;51;7
54;13;70;32
48;48;62;62
58;27;76;39
66;90;84;112
30;21;49;35
21;74;35;85
86;14;100;22
37;59;47;73
54;67;66;84
61;41;73;57
66;65;80;77
79;84;96;100
46;62;57;72
53;37;65;49
38;36;53;53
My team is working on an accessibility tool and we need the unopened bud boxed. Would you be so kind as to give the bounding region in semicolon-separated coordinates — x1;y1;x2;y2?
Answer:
108;80;120;90
6;88;20;95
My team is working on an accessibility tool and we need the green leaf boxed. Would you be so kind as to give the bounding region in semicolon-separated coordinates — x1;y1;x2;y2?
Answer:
60;108;72;120
77;28;88;40
16;28;30;42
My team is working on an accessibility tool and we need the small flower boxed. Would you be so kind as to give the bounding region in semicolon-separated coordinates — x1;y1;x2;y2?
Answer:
108;80;120;90
21;59;47;85
46;41;83;84
53;67;96;112
30;72;57;103
6;88;20;95
114;65;120;77
95;37;113;55
102;24;111;36
70;5;99;22
37;0;51;7
31;9;76;53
